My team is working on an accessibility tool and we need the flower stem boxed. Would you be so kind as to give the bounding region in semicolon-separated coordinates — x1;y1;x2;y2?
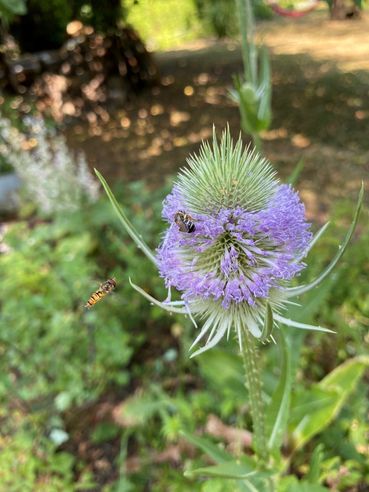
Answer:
236;0;257;85
240;326;269;465
252;133;262;153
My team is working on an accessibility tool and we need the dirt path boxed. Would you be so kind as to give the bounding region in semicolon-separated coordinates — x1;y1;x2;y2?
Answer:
66;12;369;220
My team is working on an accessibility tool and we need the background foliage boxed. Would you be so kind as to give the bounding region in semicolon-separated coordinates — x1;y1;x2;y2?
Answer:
1;168;368;490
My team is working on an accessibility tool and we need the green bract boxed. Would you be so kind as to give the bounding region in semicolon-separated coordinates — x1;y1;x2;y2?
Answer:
178;128;277;213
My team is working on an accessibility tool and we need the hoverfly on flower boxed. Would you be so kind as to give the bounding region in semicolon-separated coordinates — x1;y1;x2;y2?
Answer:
174;210;196;233
84;278;117;308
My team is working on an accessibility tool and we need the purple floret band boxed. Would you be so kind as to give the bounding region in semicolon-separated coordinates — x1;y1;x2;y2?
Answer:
157;184;312;309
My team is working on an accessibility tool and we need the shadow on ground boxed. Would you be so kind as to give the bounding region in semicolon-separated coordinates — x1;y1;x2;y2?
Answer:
66;25;369;220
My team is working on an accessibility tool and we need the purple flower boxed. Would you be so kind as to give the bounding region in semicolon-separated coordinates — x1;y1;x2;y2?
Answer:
157;184;311;312
153;129;313;355
98;128;358;356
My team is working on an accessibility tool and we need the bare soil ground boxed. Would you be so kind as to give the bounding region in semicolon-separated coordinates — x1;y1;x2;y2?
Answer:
66;12;369;221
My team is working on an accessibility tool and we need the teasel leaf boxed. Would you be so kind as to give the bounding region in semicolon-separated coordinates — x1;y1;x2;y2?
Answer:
274;314;335;334
95;169;157;265
286;182;364;298
129;278;187;314
258;303;274;342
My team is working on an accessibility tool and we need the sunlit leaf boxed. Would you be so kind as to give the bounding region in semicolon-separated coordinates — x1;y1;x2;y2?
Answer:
289;356;369;451
200;477;268;492
119;390;170;427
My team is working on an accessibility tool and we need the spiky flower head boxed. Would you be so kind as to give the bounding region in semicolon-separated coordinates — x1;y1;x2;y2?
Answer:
157;128;312;355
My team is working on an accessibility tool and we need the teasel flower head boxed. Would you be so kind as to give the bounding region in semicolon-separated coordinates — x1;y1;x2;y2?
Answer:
155;128;312;355
96;127;363;357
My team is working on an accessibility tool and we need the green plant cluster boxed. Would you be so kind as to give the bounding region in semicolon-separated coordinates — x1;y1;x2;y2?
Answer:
1;0;368;487
1;162;368;490
0;181;171;490
112;206;369;491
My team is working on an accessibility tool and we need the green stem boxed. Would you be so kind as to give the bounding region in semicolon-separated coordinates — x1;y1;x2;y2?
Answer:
236;0;257;85
252;133;262;153
240;326;268;465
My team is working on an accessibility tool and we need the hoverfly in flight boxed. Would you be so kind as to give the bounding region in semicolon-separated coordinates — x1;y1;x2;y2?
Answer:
84;278;117;308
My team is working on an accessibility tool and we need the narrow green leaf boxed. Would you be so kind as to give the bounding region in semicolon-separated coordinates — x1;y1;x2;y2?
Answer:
267;330;292;452
94;169;157;265
258;47;271;94
129;278;186;314
287;159;304;186
184;460;271;480
289;356;369;451
259;303;274;342
306;444;324;484
180;430;232;464
256;47;271;127
274;314;335;334
297;222;330;261
283;271;339;380
289;387;337;425
236;0;256;84
287;182;364;297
